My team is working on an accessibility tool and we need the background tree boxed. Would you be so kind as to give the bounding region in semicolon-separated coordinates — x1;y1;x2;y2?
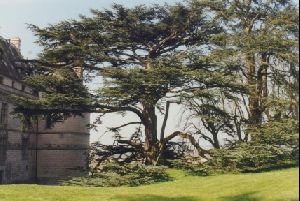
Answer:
178;0;299;149
186;97;235;149
183;0;299;173
204;0;299;127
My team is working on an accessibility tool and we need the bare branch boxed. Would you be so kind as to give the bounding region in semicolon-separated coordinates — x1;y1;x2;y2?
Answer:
163;131;209;158
160;101;171;141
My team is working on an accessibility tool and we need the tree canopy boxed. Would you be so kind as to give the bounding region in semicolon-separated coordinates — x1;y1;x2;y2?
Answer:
17;0;299;166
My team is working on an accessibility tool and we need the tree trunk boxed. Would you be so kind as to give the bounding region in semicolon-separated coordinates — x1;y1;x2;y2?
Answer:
212;132;220;149
142;103;159;165
261;53;269;119
246;54;261;126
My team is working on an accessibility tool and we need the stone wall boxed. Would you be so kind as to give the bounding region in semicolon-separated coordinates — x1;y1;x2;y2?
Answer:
37;115;90;183
0;100;90;184
0;104;90;184
0;36;90;184
0;101;37;184
0;72;90;184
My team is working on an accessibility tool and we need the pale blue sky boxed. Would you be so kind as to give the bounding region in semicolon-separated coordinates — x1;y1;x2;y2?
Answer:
0;0;181;59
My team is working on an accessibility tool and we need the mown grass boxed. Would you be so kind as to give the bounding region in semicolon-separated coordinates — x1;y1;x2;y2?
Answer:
0;168;298;201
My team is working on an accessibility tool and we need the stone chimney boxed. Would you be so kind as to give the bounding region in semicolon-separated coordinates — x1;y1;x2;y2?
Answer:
10;37;21;53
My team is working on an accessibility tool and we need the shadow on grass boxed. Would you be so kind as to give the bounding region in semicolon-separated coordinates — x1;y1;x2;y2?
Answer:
113;194;199;201
284;199;299;201
241;164;299;173
221;192;261;201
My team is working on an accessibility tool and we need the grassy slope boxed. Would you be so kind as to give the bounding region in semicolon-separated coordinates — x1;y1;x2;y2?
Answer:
0;168;298;201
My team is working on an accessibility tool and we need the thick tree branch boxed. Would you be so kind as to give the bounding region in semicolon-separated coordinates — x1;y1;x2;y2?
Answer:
108;122;142;132
93;103;146;124
16;102;147;124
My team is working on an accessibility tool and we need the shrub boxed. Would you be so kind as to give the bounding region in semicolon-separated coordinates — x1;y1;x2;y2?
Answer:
61;162;170;187
169;118;299;175
202;118;299;173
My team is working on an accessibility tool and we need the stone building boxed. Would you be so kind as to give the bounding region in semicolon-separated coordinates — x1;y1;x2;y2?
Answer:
0;36;90;184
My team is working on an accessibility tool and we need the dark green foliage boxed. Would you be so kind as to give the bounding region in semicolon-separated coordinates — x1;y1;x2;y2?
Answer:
19;68;89;108
13;67;91;123
62;162;170;187
167;159;210;176
200;118;299;174
167;118;298;175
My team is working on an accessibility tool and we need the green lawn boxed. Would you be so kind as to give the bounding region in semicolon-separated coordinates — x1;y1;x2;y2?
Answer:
0;168;298;201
